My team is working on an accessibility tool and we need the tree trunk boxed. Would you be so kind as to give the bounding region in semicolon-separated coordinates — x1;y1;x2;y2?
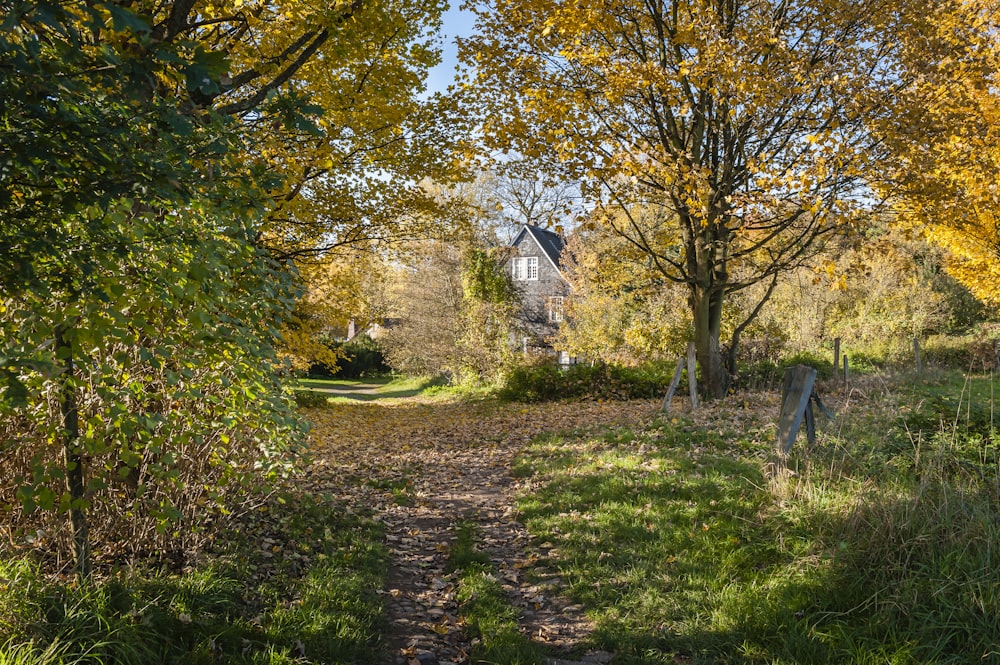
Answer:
56;325;90;579
690;284;728;399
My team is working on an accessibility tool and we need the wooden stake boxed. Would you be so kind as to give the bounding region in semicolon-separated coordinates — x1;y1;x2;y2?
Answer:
776;365;817;454
686;342;699;410
661;356;686;413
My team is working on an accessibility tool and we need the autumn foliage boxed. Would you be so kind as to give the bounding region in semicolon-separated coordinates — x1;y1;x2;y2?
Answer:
463;0;1000;396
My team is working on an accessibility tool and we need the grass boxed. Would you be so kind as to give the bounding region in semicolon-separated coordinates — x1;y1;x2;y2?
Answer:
448;521;547;665
297;374;457;403
514;371;1000;664
298;376;395;388
0;491;388;665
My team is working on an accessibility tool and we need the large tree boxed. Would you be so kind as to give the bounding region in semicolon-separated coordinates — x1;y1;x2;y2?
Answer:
463;0;983;397
0;0;456;575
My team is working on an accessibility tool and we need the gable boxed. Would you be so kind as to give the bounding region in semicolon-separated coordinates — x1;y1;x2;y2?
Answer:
511;225;565;276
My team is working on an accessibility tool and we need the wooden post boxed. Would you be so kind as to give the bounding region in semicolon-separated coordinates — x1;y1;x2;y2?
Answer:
776;365;818;453
804;395;817;447
913;336;922;374
661;356;686;413
843;355;849;384
686;342;699;410
833;337;841;375
993;339;998;370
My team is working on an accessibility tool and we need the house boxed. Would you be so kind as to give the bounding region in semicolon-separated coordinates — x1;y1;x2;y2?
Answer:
507;224;570;348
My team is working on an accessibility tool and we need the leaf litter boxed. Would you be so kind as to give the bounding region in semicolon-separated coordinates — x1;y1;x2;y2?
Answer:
302;396;662;665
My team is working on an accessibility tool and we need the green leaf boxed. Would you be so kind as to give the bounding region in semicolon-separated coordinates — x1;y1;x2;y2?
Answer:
36;487;56;511
100;2;151;34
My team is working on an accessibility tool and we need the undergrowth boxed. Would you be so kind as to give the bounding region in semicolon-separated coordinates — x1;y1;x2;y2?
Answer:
0;491;387;664
499;362;674;403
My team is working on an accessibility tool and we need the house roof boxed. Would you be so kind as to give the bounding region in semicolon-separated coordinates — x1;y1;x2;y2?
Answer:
512;224;565;274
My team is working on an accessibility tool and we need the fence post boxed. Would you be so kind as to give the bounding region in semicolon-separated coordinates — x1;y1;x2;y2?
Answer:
686;342;699;410
913;336;922;374
843;355;849;385
833;337;841;375
776;365;818;454
661;356;686;413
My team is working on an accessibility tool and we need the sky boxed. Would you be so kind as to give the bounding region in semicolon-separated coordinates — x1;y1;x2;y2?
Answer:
424;3;477;95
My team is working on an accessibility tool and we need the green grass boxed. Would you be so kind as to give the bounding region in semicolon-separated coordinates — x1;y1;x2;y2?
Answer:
298;376;394;388
448;521;546;665
514;372;1000;664
0;491;388;664
297;374;457;403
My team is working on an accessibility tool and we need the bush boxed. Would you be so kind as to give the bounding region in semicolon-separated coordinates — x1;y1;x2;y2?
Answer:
922;334;999;371
737;350;836;391
780;350;835;379
498;360;673;402
308;334;390;379
293;390;330;408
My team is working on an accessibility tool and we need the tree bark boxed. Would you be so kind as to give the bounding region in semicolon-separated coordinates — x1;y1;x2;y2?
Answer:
56;325;90;579
690;283;727;399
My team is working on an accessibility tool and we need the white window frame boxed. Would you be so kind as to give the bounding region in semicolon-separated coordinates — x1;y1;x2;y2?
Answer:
513;256;539;281
548;296;564;323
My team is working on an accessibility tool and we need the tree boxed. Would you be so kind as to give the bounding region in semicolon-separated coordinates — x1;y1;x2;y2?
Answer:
379;240;524;384
0;0;309;577
0;0;456;576
457;247;523;384
380;240;467;376
877;0;1000;308
463;0;968;397
558;218;691;364
223;1;465;261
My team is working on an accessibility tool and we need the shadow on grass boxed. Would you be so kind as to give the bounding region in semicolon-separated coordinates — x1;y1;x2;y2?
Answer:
298;375;450;402
0;492;388;665
515;422;1000;664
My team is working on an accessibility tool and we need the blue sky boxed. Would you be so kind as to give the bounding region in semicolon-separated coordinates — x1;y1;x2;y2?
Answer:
424;3;477;94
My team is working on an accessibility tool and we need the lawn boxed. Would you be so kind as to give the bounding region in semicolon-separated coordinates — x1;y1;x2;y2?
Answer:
296;375;455;403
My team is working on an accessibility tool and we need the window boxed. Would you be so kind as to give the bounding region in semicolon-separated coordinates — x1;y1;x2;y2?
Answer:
513;256;538;281
548;296;564;323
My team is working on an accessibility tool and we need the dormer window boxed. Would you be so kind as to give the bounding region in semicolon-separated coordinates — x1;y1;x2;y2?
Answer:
513;256;538;281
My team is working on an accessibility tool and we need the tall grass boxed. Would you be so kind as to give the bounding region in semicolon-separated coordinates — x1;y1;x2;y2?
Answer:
0;491;388;665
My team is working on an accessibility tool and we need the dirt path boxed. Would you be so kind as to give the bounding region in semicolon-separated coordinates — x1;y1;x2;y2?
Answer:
303;397;662;665
298;381;384;397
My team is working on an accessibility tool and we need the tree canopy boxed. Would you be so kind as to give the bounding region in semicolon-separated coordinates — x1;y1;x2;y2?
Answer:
0;0;458;575
462;0;999;396
879;0;1000;308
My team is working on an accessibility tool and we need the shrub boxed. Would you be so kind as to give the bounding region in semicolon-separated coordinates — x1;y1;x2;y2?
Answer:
780;350;835;379
498;360;673;402
737;350;835;391
293;390;330;408
308;334;390;379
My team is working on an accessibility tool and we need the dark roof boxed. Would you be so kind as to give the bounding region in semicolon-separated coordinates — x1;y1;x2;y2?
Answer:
513;224;565;271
